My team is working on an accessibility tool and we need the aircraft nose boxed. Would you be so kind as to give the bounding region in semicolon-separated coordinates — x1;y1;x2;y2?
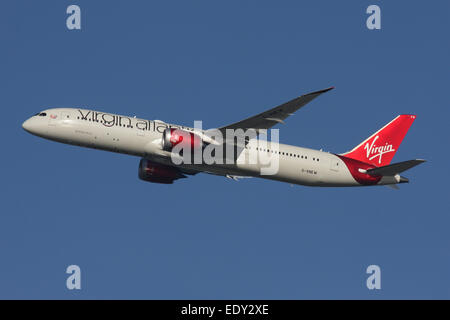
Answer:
22;118;33;132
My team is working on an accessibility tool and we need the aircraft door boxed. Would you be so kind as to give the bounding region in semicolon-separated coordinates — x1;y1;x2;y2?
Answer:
61;111;71;126
136;125;145;137
61;111;70;120
330;157;340;172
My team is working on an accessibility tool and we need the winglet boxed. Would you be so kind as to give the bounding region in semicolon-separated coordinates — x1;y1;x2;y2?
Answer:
305;86;335;96
217;86;334;132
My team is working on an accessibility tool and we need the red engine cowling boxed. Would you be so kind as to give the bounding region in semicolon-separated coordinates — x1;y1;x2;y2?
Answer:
138;159;186;184
162;128;203;151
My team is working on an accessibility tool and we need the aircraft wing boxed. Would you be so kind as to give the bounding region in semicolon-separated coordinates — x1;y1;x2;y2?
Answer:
216;87;334;134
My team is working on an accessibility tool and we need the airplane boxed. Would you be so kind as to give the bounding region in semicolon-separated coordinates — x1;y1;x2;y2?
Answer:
22;87;425;188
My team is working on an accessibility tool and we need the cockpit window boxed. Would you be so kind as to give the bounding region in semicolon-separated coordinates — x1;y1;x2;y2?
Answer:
39;112;47;117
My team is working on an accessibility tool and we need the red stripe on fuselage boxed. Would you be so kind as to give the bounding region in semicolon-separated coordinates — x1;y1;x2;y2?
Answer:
336;155;382;185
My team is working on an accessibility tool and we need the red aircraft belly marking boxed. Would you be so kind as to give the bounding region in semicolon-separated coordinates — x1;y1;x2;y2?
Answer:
336;155;382;185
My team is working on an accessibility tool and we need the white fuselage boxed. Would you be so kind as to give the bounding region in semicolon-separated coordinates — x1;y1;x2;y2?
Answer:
22;108;397;187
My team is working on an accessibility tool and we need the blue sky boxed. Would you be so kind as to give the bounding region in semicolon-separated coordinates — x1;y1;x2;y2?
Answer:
1;1;449;299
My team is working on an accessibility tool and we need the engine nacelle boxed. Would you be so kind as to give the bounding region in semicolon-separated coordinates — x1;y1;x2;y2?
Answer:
138;159;186;184
162;128;203;151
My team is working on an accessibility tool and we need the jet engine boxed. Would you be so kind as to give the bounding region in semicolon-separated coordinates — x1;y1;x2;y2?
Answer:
138;159;186;184
162;128;203;151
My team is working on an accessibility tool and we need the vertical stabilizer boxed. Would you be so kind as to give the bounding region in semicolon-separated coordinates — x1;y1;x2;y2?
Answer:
341;115;416;166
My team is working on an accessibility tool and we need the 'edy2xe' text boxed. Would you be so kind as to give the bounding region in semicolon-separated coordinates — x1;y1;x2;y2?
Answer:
181;304;269;317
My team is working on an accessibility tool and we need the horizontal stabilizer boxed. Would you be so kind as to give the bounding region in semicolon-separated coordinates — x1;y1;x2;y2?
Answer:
366;159;426;176
386;184;400;190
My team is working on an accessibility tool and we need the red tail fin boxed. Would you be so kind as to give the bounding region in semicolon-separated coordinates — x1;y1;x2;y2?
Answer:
342;115;416;167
